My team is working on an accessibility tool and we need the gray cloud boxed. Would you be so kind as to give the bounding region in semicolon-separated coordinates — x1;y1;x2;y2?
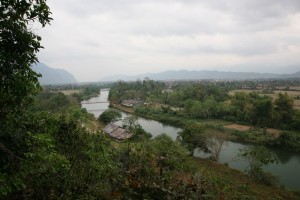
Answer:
37;0;300;81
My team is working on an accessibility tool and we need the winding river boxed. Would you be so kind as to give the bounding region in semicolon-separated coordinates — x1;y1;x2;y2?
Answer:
82;89;300;190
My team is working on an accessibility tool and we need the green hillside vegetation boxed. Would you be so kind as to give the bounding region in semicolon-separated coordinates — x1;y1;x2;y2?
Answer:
1;1;299;199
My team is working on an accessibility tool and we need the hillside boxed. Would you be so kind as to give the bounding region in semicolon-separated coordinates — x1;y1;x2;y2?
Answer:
101;70;300;81
32;62;77;85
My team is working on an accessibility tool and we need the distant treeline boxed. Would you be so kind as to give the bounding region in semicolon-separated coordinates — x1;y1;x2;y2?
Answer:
109;80;300;130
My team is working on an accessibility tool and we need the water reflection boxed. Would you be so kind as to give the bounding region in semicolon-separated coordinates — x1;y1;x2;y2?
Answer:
194;141;300;190
115;112;182;140
270;148;294;164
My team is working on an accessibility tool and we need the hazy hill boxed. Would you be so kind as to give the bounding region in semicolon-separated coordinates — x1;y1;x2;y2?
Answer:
32;63;77;85
101;70;300;81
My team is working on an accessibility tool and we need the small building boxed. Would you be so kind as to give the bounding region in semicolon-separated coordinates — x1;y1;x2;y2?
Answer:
103;123;132;140
121;99;144;107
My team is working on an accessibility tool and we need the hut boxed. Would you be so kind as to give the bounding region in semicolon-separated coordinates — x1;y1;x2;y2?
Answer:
121;99;144;107
103;123;132;140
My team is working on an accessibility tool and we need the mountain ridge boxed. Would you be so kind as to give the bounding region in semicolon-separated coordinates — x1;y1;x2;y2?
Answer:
101;69;300;81
32;62;77;85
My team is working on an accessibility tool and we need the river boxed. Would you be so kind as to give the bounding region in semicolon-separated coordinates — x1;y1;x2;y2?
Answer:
82;89;300;190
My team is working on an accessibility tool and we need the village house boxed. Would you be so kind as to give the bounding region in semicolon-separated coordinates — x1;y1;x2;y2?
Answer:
103;123;132;140
121;99;144;107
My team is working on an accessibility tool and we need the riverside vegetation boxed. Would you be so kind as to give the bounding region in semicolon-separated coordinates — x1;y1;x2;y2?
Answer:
1;1;300;199
109;80;300;153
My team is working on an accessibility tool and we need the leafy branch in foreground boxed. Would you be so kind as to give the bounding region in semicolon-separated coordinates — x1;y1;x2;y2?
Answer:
238;146;278;185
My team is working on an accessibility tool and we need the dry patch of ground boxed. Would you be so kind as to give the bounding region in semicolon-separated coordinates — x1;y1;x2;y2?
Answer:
266;128;281;138
294;99;300;110
61;89;81;95
224;124;251;131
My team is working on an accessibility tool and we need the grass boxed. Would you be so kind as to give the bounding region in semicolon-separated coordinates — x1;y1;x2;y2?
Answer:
187;157;300;200
83;119;102;132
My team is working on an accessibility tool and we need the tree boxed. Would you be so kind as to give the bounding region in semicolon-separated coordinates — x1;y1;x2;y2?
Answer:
178;123;207;155
0;0;52;118
205;131;227;162
122;115;138;131
202;96;217;119
254;97;274;127
0;1;52;197
238;146;278;184
98;108;122;124
48;92;71;111
150;134;189;175
274;93;294;124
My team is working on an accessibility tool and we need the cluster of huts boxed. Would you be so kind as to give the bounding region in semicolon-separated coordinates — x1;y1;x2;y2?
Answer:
103;123;132;140
103;99;144;140
121;99;144;107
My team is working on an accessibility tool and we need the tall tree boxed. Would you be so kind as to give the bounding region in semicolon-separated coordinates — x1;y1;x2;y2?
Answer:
0;0;52;118
205;131;228;162
274;93;294;123
238;146;278;184
0;1;52;197
98;108;122;124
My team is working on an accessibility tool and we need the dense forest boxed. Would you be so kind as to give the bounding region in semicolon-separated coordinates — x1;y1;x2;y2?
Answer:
1;1;300;199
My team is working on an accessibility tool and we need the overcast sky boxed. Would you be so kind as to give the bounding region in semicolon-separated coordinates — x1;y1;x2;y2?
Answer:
37;0;300;82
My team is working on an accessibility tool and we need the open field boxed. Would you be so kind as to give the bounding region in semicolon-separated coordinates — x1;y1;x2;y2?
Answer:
229;89;300;109
60;89;82;95
224;124;281;138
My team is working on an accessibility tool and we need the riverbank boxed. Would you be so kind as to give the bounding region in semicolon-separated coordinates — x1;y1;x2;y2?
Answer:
111;103;300;153
108;103;300;190
188;157;300;199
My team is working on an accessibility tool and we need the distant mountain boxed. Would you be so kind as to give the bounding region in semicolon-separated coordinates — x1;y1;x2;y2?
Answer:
32;63;77;85
101;70;300;81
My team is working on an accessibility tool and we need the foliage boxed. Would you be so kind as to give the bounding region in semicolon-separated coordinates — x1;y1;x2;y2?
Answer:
110;80;300;130
121;115;153;141
178;123;207;154
0;1;52;198
114;81;300;152
1;0;299;198
271;131;300;152
205;131;228;162
117;134;192;199
98;108;122;124
72;85;102;101
238;146;278;184
130;124;152;141
0;111;68;199
275;93;294;123
122;115;138;131
0;0;52;119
